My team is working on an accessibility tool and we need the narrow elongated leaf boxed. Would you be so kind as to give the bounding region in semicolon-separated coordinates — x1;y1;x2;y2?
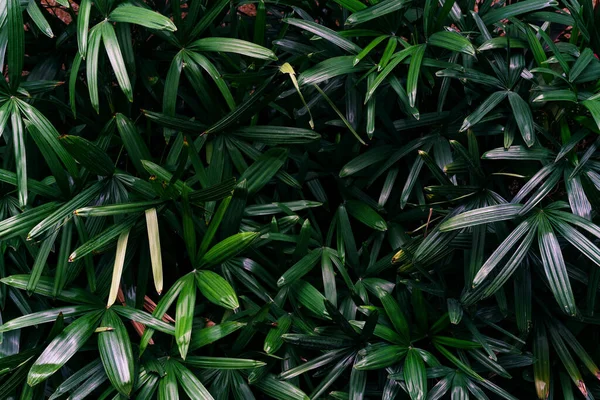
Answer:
346;0;410;27
507;91;535;147
7;0;24;89
197;232;259;268
278;248;323;287
473;218;534;287
538;216;577;316
407;45;425;108
59;135;115;176
98;309;134;397
345;200;387;231
86;25;102;112
254;374;309;400
172;361;214;400
0;305;97;333
189;38;277;60
239;148;288;194
26;0;53;38
115;113;152;176
10;106;27;207
460;91;507;132
428;31;475;56
404;348;427;400
175;274;196;360
109;5;177;31
145;208;163;295
354;344;408;370
28;311;103;386
107;230;130;307
185;356;265;369
77;0;91;57
482;0;558;24
101;22;133;102
440;204;522;231
284;19;362;54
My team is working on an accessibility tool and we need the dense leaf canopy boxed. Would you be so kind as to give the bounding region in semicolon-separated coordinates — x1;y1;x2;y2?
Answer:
1;0;600;398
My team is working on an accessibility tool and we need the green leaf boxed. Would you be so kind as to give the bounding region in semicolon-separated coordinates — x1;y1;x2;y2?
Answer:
292;280;329;319
15;99;79;180
472;218;535;288
264;314;292;354
432;342;483;381
162;51;183;138
570;48;594;82
460;91;508;132
189;321;246;351
482;223;537;298
48;360;104;400
354;344;408;370
365;46;416;102
278;248;323;287
1;275;101;304
532;89;577;103
86;25;102;113
183;50;236;111
284;19;362;54
379;291;410;345
115;113;152;176
538;216;577;316
239;148;288;194
27;311;103;386
188;0;229;39
481;0;558;24
230;126;320;145
254;374;309;400
112;306;174;334
28;226;59;293
482;145;552;161
353;35;388;66
10;106;27;207
171;361;214;400
26;0;53;38
109;4;177;31
440;204;522;231
404;348;427;400
427;31;475;56
185;356;265;370
101;22;133;102
507;91;535;147
345;200;387;231
98;309;134;397
68;214;136;262
407;44;425;108
189;38;277;60
59;135;115;176
282;334;353;350
7;0;24;88
197;232;259;268
298;56;369;86
345;0;410;27
77;0;92;57
175;274;196;360
582;99;600;131
0;305;97;333
158;362;179;400
28;181;104;240
196;270;239;309
74;200;163;217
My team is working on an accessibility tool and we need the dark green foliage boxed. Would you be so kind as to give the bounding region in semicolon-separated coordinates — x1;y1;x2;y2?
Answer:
1;0;600;398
